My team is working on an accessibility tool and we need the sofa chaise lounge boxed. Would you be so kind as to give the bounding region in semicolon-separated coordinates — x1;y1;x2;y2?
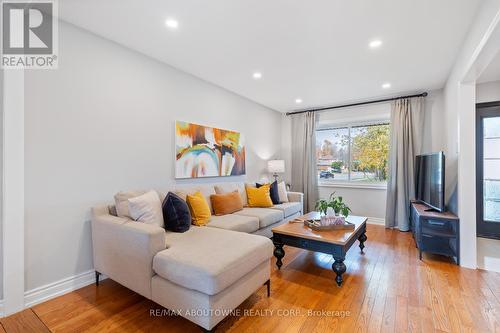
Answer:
91;181;303;330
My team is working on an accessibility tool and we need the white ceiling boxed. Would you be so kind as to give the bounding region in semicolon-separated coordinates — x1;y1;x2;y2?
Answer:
59;0;481;112
478;51;500;83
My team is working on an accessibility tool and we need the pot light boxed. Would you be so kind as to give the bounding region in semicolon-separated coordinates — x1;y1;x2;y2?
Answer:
252;72;262;80
369;39;382;49
382;82;391;89
295;98;303;104
165;19;179;29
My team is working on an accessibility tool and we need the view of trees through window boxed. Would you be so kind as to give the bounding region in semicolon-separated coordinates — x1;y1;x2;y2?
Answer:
316;123;390;183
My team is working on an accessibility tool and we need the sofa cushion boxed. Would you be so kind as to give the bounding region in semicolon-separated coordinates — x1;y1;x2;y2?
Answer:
256;181;280;204
114;190;147;218
186;191;211;226
210;191;243;215
214;182;247;205
154;227;272;295
162;192;191;232
174;185;216;213
128;190;164;227
233;208;284;228
271;202;302;218
246;185;273;208
277;181;289;203
207;214;259;233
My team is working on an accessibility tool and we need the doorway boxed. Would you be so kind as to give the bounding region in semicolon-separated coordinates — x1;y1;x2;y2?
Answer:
476;102;500;239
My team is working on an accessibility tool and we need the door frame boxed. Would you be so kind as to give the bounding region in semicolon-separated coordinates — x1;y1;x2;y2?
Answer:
476;101;500;239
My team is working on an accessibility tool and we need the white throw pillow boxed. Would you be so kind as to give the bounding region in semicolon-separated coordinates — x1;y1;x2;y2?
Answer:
128;190;164;227
114;190;147;218
277;181;289;203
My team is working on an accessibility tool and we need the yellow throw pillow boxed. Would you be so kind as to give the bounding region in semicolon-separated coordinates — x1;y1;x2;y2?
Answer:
246;184;273;208
186;191;211;226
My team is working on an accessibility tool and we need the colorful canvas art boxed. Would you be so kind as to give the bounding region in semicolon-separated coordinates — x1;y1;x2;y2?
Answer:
175;121;246;178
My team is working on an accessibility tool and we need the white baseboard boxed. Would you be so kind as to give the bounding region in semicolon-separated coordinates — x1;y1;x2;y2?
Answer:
0;299;4;318
24;270;105;308
367;217;385;225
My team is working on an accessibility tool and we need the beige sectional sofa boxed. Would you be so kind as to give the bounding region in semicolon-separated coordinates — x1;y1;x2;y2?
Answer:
91;181;303;331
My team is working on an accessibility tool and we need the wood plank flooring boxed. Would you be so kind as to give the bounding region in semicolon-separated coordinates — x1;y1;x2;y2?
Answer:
2;224;500;333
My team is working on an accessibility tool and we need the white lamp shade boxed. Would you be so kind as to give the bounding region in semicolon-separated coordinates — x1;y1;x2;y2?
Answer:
268;160;285;173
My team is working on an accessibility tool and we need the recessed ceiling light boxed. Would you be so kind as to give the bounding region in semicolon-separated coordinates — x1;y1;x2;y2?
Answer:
382;82;391;89
252;72;262;80
295;98;303;104
369;39;383;49
165;18;179;29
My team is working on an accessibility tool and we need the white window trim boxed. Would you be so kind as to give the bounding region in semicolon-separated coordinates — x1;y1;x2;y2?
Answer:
317;119;390;186
318;181;387;190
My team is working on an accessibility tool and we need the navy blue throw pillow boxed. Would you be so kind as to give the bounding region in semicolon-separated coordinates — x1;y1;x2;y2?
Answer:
162;192;191;232
256;181;280;205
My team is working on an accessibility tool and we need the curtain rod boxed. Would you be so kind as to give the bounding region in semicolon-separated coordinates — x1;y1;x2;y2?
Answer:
285;92;428;116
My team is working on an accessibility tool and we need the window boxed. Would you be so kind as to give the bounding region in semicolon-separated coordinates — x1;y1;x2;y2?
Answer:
316;123;390;185
476;102;500;239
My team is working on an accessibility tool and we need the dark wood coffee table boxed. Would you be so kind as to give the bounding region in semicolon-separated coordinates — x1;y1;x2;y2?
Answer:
272;212;368;286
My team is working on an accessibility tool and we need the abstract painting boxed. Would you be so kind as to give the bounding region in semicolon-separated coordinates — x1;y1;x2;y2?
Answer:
175;121;246;178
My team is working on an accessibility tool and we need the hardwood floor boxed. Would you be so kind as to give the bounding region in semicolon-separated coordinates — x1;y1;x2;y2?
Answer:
2;224;500;332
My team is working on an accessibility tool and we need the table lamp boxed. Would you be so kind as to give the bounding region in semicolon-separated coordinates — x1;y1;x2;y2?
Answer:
268;160;285;182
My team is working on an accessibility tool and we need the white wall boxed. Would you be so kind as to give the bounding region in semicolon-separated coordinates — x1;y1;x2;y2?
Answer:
0;70;3;301
476;80;500;103
23;21;283;292
476;80;500;272
318;186;386;220
443;0;500;269
422;90;446;154
2;70;25;315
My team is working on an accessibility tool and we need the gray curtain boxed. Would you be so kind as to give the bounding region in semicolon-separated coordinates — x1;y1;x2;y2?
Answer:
385;97;424;230
291;111;318;213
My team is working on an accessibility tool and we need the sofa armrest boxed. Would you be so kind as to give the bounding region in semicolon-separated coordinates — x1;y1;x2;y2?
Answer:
287;191;303;203
91;205;166;299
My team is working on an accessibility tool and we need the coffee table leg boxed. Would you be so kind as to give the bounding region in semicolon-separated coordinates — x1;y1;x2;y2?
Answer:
332;257;346;287
273;242;285;270
358;231;367;253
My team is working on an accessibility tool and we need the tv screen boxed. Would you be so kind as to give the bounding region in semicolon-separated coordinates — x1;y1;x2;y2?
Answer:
415;152;445;212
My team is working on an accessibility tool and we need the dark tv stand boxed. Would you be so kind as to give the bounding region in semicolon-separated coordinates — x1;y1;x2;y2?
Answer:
423;207;440;213
409;201;460;265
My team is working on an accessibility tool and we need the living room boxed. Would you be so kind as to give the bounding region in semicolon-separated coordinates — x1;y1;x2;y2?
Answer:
1;1;500;332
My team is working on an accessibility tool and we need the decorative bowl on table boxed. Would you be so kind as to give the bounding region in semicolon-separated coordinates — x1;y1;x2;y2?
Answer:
320;215;345;226
304;217;355;231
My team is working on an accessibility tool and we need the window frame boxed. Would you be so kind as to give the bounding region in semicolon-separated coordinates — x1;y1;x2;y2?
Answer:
316;119;390;189
476;101;500;240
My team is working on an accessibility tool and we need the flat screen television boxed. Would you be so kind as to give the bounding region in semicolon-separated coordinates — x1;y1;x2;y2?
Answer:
415;152;445;212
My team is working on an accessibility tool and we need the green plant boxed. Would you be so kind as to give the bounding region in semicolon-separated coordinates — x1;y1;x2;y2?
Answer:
315;192;352;217
315;198;330;216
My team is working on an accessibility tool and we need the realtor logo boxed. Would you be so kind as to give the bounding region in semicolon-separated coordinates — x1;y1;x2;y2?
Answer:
1;0;58;69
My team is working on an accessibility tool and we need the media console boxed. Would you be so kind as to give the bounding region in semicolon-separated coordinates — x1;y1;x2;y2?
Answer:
409;201;460;265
